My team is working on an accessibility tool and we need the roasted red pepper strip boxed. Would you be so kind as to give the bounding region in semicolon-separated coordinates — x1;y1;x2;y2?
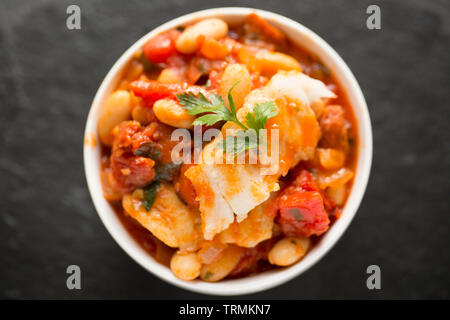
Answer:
129;80;209;106
129;80;183;103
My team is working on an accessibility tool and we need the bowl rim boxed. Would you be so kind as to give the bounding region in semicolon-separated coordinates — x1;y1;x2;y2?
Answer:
83;7;372;296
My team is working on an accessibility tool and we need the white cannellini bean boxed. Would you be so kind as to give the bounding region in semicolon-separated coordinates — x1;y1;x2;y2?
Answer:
268;237;310;266
170;251;202;281
153;98;195;129
256;51;302;76
175;18;228;54
157;68;185;84
200;245;244;282
218;64;252;110
131;104;151;125
98;90;132;146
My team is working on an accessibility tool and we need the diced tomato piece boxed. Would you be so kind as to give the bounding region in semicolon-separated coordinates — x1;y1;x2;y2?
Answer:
129;80;183;103
110;121;155;193
272;170;335;237
290;169;335;212
111;154;155;192
294;170;318;192
143;31;177;63
129;80;208;105
278;191;330;237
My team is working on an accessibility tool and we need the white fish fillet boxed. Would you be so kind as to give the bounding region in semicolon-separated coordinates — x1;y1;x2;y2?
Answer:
186;70;335;240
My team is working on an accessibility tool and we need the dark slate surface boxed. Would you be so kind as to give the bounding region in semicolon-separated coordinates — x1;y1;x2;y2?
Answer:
0;0;449;299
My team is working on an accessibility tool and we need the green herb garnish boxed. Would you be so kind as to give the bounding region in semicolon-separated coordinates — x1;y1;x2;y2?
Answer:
142;181;159;211
133;141;161;160
176;82;278;155
141;162;181;212
176;84;246;129
218;129;259;155
244;101;278;132
289;208;303;222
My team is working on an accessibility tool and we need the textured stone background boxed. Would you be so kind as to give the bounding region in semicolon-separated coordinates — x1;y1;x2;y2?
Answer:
0;0;449;299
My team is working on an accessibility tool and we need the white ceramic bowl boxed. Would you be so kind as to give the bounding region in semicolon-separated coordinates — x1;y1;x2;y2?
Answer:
84;7;372;296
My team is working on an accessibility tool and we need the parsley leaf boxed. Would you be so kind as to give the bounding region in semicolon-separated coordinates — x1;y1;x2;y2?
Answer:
219;101;278;155
133;141;161;160
141;162;181;212
142;181;159;211
176;82;278;156
217;130;259;155
176;84;247;130
245;101;277;132
289;208;303;221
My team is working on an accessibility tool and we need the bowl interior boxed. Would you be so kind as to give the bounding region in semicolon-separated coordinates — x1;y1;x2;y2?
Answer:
83;7;372;296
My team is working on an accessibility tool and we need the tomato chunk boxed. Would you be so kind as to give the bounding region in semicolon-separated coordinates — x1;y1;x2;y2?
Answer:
110;121;155;193
143;32;177;63
290;169;335;212
129;80;182;103
273;170;333;237
129;80;208;105
278;191;330;237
